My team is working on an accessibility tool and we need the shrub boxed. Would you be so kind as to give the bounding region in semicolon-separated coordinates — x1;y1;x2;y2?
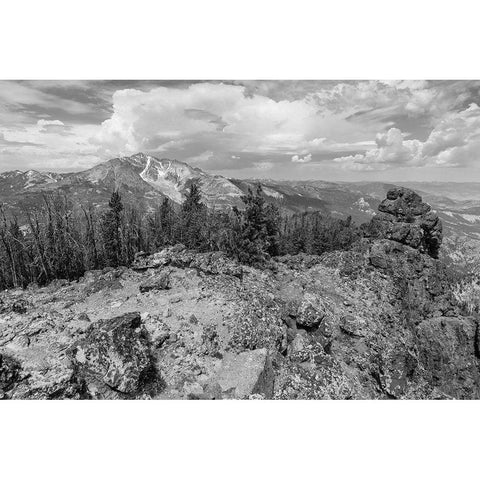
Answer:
452;277;480;314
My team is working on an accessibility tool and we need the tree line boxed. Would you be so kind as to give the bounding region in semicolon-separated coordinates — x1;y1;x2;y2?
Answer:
0;183;359;290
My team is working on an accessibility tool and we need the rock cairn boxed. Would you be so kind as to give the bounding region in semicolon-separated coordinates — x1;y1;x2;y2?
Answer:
367;187;442;258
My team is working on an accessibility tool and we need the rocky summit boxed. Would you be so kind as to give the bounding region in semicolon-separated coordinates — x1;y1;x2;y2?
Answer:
0;188;479;400
366;187;443;258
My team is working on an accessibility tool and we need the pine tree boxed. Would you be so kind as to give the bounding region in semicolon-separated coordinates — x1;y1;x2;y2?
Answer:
179;183;206;249
264;202;280;256
238;184;269;265
149;197;176;249
101;190;124;267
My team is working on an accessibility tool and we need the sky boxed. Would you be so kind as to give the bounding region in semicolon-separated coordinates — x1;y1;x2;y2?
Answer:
1;80;480;182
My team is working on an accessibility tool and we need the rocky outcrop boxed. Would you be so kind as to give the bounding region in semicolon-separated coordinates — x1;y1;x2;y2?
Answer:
416;316;480;398
133;245;243;278
366;187;442;258
139;271;171;293
0;235;478;400
68;312;158;398
215;348;274;399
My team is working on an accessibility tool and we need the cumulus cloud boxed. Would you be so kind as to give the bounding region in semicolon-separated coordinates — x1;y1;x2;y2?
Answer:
312;80;478;122
334;104;480;171
3;80;480;180
37;119;73;135
292;153;312;163
92;82;379;170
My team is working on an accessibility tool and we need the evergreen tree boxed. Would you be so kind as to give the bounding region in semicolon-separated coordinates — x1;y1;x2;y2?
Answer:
101;190;124;267
265;203;280;256
237;184;269;265
149;197;176;249
179;182;207;249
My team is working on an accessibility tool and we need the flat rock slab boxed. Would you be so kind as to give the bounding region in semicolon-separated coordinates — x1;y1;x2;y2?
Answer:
216;348;274;399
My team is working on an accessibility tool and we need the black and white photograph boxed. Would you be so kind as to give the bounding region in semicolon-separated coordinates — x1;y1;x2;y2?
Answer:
2;1;479;478
2;78;480;401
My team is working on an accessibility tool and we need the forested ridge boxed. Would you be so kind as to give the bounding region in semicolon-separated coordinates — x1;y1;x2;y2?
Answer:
0;183;359;290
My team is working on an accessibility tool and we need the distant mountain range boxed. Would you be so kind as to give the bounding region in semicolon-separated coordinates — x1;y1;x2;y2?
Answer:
2;153;480;272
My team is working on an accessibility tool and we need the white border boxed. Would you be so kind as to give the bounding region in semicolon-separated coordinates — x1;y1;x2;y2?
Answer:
1;1;480;478
1;0;479;79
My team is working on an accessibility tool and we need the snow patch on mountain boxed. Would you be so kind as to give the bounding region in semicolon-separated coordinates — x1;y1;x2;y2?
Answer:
460;214;480;223
139;156;184;203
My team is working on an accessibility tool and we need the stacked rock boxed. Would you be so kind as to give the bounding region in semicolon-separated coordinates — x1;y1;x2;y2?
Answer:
367;187;442;258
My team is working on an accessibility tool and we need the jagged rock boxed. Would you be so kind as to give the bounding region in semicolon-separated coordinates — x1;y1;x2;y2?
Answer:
215;348;274;399
295;293;328;329
416;316;480;398
68;312;156;397
201;324;220;356
9;359;85;400
367;187;442;258
381;187;430;216
132;245;243;278
83;270;124;295
374;344;418;398
0;353;21;395
139;271;171;293
366;238;453;323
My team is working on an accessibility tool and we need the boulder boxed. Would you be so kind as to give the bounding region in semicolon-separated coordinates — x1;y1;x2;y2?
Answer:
416;316;480;398
139;271;171;293
295;293;327;329
9;358;85;400
68;312;156;397
366;187;442;258
215;348;274;399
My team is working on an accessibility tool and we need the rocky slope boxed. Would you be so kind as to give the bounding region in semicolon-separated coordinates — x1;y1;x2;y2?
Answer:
1;188;479;400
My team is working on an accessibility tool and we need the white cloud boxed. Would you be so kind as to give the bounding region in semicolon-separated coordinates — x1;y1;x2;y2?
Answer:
292;153;312;163
334;104;480;171
2;80;480;180
37;119;73;135
93;82;381;170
